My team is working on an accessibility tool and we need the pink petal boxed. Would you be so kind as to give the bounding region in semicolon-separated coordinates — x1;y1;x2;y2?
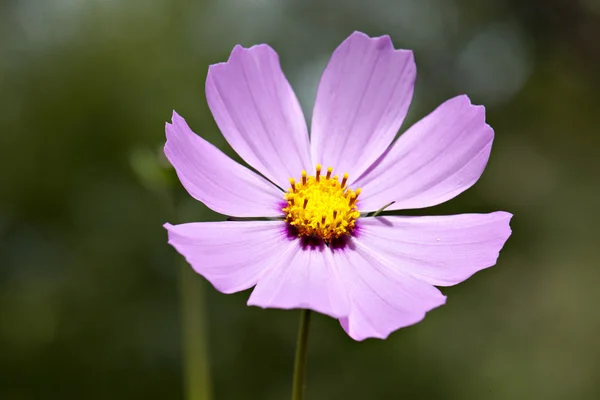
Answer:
356;212;512;286
165;220;290;294
247;242;350;319
355;95;494;212
336;238;447;341
164;112;283;218
310;31;416;182
206;44;312;189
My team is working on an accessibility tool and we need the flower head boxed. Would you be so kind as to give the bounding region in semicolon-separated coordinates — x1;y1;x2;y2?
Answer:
284;165;361;242
164;32;512;341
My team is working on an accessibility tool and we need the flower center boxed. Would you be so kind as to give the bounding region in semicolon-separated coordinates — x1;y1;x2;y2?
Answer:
283;164;361;242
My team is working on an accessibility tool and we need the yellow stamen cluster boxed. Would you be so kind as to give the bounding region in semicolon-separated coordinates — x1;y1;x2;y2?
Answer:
283;164;361;242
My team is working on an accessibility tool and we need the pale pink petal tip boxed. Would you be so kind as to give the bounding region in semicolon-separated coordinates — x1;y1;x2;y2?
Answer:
331;238;447;341
356;94;495;212
164;220;290;294
311;31;416;182
206;43;311;189
357;211;512;288
163;111;283;218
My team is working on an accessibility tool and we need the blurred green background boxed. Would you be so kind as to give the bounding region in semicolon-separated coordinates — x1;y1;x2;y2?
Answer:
2;0;600;399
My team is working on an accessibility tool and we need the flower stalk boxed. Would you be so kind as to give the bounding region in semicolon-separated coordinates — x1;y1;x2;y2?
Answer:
181;261;212;400
291;309;312;400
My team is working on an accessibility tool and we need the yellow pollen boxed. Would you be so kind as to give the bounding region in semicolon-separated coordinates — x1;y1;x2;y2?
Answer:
341;173;349;188
283;166;361;242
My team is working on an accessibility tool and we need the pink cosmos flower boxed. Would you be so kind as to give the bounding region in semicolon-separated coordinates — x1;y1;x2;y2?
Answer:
164;31;512;341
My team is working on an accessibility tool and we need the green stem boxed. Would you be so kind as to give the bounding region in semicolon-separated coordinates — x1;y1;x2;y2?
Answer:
370;201;396;218
291;309;312;400
180;260;212;400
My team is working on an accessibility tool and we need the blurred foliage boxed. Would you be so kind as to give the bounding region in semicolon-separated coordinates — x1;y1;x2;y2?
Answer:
1;0;600;399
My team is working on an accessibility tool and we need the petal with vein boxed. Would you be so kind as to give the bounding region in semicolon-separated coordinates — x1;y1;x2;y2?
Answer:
311;31;416;182
355;95;494;212
336;238;447;341
206;44;312;189
164;112;283;217
248;242;350;319
357;212;513;286
165;220;289;294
